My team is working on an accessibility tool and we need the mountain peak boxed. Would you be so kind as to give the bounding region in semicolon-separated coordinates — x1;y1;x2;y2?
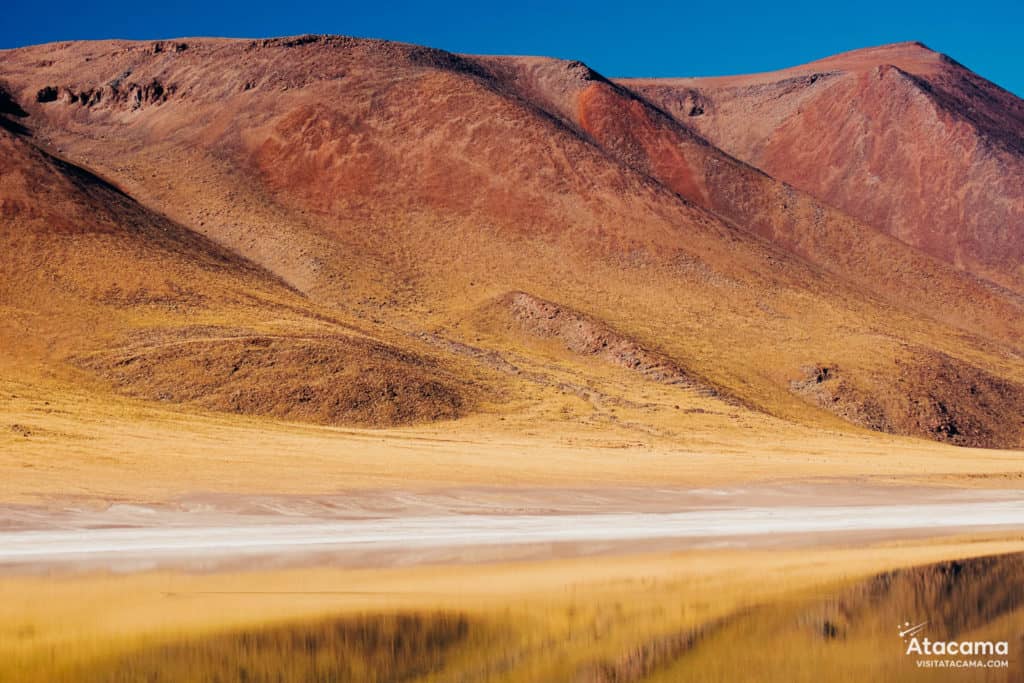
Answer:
803;41;950;75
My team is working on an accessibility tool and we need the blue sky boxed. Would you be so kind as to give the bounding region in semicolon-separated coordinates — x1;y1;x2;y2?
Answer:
3;1;1022;96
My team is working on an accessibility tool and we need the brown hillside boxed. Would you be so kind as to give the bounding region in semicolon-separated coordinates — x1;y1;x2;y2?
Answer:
0;117;478;427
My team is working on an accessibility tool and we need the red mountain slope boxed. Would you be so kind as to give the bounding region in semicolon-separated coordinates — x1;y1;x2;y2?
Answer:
623;42;1024;293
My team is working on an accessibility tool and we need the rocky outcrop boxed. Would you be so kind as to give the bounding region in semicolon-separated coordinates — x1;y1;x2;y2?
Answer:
34;79;174;110
498;291;724;399
791;350;1024;448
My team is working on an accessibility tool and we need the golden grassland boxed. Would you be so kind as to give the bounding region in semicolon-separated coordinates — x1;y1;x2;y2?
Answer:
2;368;1023;505
2;536;1022;682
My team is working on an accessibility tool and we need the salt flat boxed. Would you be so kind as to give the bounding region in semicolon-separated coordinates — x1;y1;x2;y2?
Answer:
4;486;1021;569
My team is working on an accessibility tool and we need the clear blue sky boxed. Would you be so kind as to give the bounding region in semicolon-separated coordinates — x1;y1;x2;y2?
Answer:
3;1;1022;96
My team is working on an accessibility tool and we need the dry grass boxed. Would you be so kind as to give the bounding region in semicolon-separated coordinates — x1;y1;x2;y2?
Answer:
3;371;1024;505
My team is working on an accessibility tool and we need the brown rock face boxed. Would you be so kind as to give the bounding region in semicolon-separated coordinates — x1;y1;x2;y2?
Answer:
624;42;1024;292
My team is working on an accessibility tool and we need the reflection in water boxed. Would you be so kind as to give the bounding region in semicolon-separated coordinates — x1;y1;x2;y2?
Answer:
70;554;1022;682
647;553;1024;682
75;613;472;683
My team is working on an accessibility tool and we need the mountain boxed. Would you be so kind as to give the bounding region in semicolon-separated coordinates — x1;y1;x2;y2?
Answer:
478;54;1024;348
1;36;1022;447
623;41;1024;294
0;103;481;427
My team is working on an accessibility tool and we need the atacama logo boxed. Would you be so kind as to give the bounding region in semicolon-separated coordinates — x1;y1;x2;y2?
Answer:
899;620;928;643
899;620;1009;661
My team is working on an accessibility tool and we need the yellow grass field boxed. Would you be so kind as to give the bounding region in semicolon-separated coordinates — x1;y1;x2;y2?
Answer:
3;373;1023;506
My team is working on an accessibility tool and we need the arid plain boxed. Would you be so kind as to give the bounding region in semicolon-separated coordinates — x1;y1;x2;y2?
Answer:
1;35;1023;681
